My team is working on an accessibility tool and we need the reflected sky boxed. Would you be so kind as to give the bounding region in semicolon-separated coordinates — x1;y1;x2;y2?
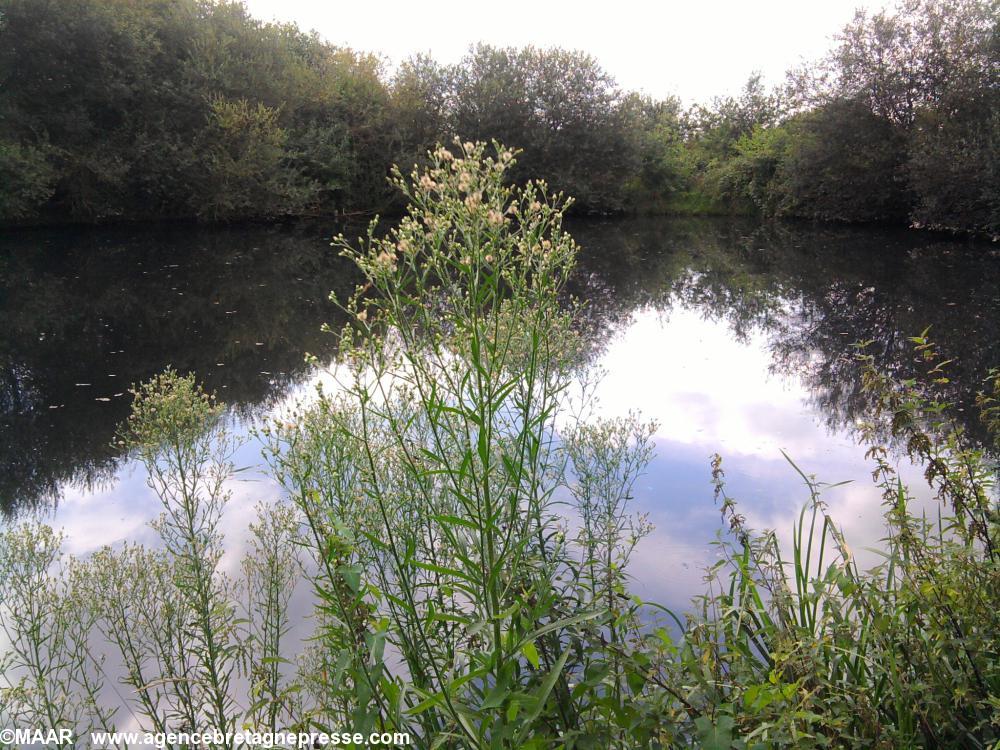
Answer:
582;305;935;608
39;300;940;618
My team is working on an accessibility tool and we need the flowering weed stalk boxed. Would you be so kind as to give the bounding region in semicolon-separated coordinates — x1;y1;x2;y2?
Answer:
262;141;661;748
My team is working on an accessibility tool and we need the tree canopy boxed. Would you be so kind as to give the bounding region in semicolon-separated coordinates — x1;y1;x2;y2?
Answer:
0;0;996;235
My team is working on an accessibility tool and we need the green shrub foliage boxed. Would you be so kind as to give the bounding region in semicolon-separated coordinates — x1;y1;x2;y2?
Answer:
2;0;995;234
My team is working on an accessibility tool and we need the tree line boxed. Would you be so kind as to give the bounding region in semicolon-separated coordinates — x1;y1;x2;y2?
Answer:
0;0;996;235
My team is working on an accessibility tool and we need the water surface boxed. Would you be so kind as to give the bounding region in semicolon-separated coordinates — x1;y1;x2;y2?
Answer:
2;216;998;609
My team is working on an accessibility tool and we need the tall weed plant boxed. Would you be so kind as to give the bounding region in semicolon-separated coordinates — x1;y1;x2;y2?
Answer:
264;141;660;747
0;372;302;746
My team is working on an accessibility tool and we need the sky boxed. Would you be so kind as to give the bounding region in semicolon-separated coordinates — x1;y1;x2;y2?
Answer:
243;0;893;104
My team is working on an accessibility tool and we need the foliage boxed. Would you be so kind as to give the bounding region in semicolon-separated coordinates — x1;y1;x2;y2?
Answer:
706;125;792;216
447;46;639;212
1;0;995;233
618;94;692;213
773;100;910;223
0;0;391;222
388;54;452;183
820;0;998;232
195;97;317;221
0;140;56;219
653;337;1000;748
0;371;303;742
0;524;116;739
686;75;785;163
678;0;998;234
261;141;670;747
123;370;242;738
907;88;1000;234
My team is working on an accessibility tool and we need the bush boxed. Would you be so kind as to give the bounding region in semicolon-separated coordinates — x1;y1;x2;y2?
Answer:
908;92;1000;236
0;140;56;221
262;141;669;746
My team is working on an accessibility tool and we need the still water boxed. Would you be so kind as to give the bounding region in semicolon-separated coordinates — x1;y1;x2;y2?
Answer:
1;216;998;611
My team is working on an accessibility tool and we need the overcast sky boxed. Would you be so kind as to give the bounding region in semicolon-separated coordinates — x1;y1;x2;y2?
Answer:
243;0;893;103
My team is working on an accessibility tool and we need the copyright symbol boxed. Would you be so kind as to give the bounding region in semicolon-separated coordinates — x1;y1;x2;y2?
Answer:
0;728;15;744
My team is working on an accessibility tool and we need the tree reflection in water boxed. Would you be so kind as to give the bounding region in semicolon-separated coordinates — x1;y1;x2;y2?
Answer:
0;222;358;514
569;217;1000;446
2;217;997;515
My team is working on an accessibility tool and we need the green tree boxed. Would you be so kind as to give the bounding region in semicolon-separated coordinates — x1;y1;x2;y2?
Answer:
0;0;393;223
389;54;452;176
193;97;314;221
450;45;637;211
0;140;55;220
827;0;998;230
908;89;1000;235
776;99;910;222
618;94;691;212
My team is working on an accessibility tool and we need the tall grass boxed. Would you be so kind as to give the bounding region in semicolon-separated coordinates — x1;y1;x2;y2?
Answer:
0;143;998;748
666;343;1000;748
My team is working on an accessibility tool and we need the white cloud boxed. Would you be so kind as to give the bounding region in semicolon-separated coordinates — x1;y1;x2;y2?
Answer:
592;307;823;458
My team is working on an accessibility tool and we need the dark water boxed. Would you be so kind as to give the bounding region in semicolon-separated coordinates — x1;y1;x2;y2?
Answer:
0;221;356;514
1;216;998;604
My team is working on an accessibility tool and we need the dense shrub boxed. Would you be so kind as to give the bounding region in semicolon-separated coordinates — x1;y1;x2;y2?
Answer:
682;0;998;234
0;0;391;222
0;139;56;219
1;0;995;233
908;89;1000;235
777;100;911;223
447;46;639;212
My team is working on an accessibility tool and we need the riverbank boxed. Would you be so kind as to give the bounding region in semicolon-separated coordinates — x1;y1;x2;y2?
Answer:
2;148;998;746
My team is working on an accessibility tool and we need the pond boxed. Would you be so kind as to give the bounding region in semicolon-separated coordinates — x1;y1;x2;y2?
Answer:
1;216;999;613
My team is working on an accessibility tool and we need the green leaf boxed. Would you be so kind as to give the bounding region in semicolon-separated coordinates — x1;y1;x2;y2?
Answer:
521;641;540;669
695;715;736;750
431;513;479;530
480;680;508;710
339;564;361;593
512;647;571;745
411;559;477;584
